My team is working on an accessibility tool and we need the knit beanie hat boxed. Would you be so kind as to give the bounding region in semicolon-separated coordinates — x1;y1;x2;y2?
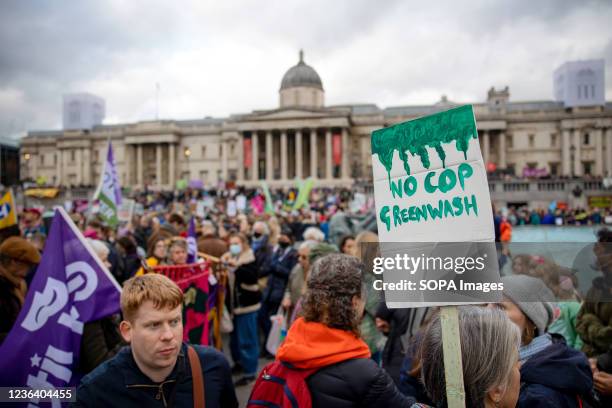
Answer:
501;275;555;335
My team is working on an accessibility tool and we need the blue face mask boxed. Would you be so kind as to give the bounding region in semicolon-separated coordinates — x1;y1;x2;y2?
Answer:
230;244;242;256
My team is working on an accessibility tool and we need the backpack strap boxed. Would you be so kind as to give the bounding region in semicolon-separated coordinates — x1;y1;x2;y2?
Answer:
188;345;205;408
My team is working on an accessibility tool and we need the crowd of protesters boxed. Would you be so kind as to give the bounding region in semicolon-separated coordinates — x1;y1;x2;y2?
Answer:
1;185;612;407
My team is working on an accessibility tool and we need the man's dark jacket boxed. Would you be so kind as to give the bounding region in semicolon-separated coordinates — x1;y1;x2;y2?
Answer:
75;343;238;408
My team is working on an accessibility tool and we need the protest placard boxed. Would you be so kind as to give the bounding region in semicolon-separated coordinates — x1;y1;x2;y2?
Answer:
370;105;500;407
117;198;135;222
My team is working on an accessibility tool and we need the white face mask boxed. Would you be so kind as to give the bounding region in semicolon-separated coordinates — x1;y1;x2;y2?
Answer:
230;244;242;256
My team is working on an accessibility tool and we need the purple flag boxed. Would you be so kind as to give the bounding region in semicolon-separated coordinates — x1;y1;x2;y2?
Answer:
0;207;122;392
187;217;197;263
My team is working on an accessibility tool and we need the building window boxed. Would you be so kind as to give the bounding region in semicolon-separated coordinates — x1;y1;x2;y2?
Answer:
94;150;99;162
527;162;538;169
200;170;208;182
219;144;223;157
228;169;237;181
40;154;44;166
506;134;513;148
71;150;76;162
550;133;557;147
583;133;590;145
201;146;207;158
528;134;535;148
591;85;595;99
549;162;559;176
54;154;57;165
583;161;593;176
230;143;235;156
507;163;516;175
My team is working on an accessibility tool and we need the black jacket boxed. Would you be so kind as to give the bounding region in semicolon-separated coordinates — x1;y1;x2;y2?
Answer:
519;336;594;408
262;247;298;304
233;256;262;314
306;358;415;408
75;343;238;408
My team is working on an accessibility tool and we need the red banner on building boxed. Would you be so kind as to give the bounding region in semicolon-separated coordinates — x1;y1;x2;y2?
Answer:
332;134;342;166
244;137;252;168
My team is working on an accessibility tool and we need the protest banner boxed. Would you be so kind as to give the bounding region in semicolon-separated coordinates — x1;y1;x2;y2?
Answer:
370;105;499;407
227;200;237;217
186;217;198;263
293;178;314;210
0;207;122;396
117;198;135;222
0;189;17;230
154;263;211;346
92;142;122;228
236;194;247;212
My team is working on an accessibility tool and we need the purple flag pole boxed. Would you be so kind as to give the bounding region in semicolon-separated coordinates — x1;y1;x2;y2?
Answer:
0;207;122;395
187;217;197;263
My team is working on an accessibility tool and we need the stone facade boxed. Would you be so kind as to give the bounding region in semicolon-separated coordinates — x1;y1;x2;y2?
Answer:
20;55;612;191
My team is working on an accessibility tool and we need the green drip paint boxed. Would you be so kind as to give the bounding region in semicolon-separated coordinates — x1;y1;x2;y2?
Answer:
371;105;477;182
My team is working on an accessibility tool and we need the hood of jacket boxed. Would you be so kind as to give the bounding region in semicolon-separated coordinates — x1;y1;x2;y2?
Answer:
276;317;370;369
520;341;592;394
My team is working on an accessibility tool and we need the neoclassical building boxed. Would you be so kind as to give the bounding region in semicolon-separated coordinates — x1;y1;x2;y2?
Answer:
20;53;612;194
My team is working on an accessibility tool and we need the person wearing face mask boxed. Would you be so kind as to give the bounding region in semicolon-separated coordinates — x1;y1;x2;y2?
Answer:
258;230;298;357
221;232;261;387
250;221;273;289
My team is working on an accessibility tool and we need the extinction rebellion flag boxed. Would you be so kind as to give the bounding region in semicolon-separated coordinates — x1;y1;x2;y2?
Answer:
0;207;122;402
92;142;122;227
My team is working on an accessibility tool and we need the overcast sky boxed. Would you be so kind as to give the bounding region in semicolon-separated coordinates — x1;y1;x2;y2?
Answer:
1;0;611;138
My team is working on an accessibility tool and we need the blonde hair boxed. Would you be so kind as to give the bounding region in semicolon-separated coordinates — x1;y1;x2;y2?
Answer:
121;274;184;322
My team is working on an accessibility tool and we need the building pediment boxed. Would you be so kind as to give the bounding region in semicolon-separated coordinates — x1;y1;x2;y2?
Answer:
236;108;350;131
246;108;339;121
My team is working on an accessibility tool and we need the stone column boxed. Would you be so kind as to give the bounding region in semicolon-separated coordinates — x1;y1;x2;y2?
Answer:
595;128;603;176
31;150;38;181
221;140;228;181
83;148;91;185
169;143;176;188
295;130;303;179
76;149;83;185
341;128;350;179
498;131;506;168
237;134;245;182
310;129;318;178
156;144;162;188
252;132;259;181
574;130;582;176
137;144;143;186
482;131;490;164
562;129;571;176
56;149;62;185
606;128;612;177
325;129;332;179
281;130;288;180
266;131;273;180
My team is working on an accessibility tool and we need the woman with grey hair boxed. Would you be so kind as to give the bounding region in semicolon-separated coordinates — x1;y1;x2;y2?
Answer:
420;306;521;408
274;253;415;407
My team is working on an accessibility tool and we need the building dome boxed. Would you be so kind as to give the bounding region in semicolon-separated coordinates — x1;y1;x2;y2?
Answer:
280;50;324;91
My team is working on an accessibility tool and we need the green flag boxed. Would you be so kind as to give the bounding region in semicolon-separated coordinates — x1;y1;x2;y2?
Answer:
92;142;122;227
293;177;314;210
261;182;274;214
